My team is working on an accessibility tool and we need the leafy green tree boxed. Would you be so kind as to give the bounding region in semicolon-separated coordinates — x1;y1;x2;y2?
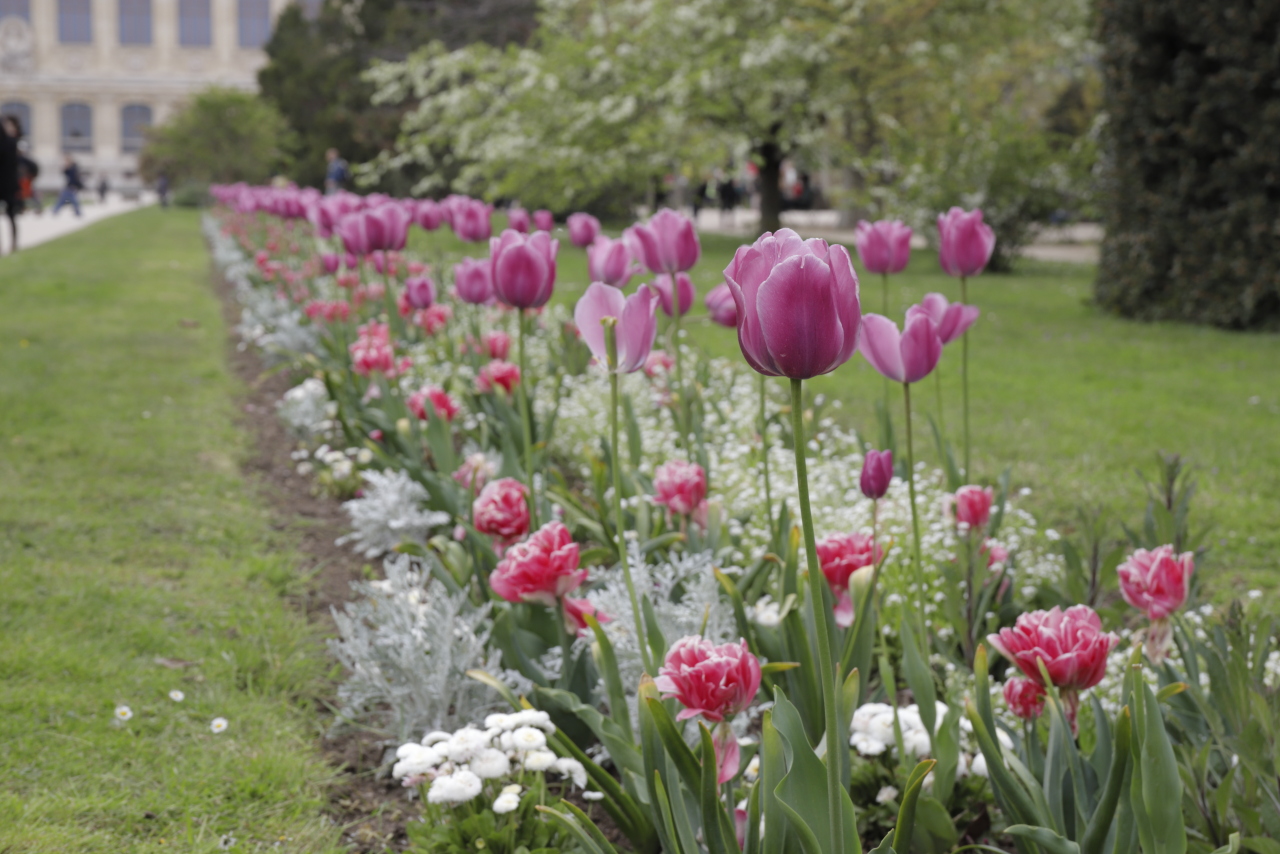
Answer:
139;88;291;186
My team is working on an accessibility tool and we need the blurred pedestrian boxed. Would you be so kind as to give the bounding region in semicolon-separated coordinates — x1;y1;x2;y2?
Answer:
324;148;349;195
717;169;739;229
97;176;109;203
18;140;41;214
52;155;84;217
0;114;20;254
157;173;170;208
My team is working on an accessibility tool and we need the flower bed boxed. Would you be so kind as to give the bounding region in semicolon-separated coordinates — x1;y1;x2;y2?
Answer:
207;185;1276;854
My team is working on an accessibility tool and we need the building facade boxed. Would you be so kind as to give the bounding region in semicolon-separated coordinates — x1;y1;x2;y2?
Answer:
0;0;308;191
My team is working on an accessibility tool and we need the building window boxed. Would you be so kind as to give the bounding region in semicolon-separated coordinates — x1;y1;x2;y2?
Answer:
178;0;211;46
1;102;32;138
58;0;92;43
238;0;271;48
61;103;93;153
121;104;152;153
0;0;31;21
118;0;151;45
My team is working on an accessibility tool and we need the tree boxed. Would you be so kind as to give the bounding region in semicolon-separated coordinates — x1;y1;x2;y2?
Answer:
139;88;290;186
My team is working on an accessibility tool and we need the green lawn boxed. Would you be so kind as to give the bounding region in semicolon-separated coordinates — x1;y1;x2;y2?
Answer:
0;209;341;853
415;222;1280;591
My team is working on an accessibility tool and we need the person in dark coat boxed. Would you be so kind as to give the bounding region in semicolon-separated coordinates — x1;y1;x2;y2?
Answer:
52;155;84;217
0;114;21;255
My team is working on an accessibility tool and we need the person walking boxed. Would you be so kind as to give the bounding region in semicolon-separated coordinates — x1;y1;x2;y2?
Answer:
0;114;21;255
52;155;84;217
18;139;41;214
324;148;349;195
157;173;169;208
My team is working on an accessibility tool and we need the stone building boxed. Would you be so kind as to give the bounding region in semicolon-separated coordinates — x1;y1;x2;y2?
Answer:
0;0;312;192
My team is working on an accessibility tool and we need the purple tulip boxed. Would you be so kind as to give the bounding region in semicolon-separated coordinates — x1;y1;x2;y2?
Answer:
858;313;942;384
567;213;602;248
653;272;695;318
415;199;444;231
906;293;979;345
372;203;410;251
507;207;531;233
453;199;494;243
491;229;558;309
321;253;340;274
405;275;436;310
573;282;658;373
859;449;894;500
336;211;374;257
454;257;494;304
854;220;912;275
533;209;554;232
344;252;358;270
937;207;996;277
588;235;641;289
723;228;862;380
704;282;738;328
632;208;700;275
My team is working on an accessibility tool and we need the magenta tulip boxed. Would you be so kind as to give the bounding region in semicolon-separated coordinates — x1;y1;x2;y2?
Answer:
321;252;340;274
937;207;996;277
854;219;912;274
906;293;980;345
336;211;373;257
632;208;700;275
567;212;601;248
371;202;411;252
533;209;554;232
491;229;558;309
453;199;494;242
653;272;695;317
859;449;893;500
573;282;658;373
858;313;942;384
404;275;436;310
453;257;494;304
587;235;641;289
704;282;738;327
507;206;531;233
723;228;862;379
415;199;443;231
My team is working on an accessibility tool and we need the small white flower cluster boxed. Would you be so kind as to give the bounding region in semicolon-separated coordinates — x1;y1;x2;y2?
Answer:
392;710;594;808
850;700;1002;781
277;377;336;438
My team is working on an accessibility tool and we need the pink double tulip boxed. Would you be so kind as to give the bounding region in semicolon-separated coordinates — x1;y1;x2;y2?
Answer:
1003;677;1046;721
489;521;587;607
858;313;942;384
953;485;994;531
453;199;494;242
404;275;436;310
476;360;522;394
854;219;912;274
704;282;738;327
587;235;641;289
723;229;862;379
472;477;530;545
491;229;558;309
816;532;881;628
937;207;996;278
573;283;658;373
533;209;554;232
652;459;707;517
859;449;893;500
453;257;494;304
906;293;980;345
988;605;1118;728
506;207;531;233
482;330;511;360
631;208;700;275
653;272;695;317
407;386;458;422
563;597;611;636
1117;545;1194;663
567;212;601;248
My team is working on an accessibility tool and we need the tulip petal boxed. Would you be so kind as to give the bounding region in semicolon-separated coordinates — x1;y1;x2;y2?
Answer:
858;314;906;383
617;285;658;372
900;314;942;383
828;244;863;367
573;283;626;365
756;254;844;379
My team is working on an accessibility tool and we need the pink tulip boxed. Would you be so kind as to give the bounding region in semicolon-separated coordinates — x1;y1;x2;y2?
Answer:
506;207;531;233
988;605;1118;728
453;257;494;304
453;452;496;492
483;330;511;361
953;485;994;531
723;228;862;379
652;459;707;516
644;350;674;378
415;304;452;336
404;275;436;310
816;532;881;628
1003;677;1046;721
982;539;1009;568
476;360;522;394
371;203;411;252
344;252;358;270
859;449;893;500
321;252;340;274
587;235;641;289
453;199;494;242
336;211;374;257
858;313;942;384
472;477;530;545
653;272;696;318
906;293;980;345
937;207;996;277
854;219;912;274
656;636;762;723
572;282;658;373
1117;545;1194;621
704;282;738;328
349;321;406;377
489;521;587;607
414;199;443;231
632;208;700;274
563;597;612;636
533;209;555;232
491;229;558;309
408;385;458;422
567;212;601;248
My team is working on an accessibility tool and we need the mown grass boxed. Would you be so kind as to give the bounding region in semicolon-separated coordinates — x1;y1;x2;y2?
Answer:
0;208;342;853
413;221;1280;593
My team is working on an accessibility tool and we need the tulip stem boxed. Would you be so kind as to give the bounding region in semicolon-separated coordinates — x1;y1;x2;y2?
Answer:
607;321;651;675
881;272;891;408
961;275;971;478
673;305;689;460
759;373;773;542
903;382;929;640
789;378;845;854
935;366;946;438
517;310;538;528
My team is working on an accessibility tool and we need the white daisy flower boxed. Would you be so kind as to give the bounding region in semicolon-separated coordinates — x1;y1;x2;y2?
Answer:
443;727;488;762
469;748;511;779
509;726;547;752
492;791;521;814
522;749;557;771
427;770;483;805
210;717;228;734
876;786;899;804
582;791;605;801
553;757;587;788
169;690;184;702
114;705;133;722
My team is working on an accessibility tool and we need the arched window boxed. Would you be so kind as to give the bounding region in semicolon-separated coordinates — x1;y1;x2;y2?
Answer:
0;102;31;138
61;103;93;153
238;0;270;48
58;0;92;43
178;0;211;46
121;104;152;153
119;0;151;45
0;0;31;21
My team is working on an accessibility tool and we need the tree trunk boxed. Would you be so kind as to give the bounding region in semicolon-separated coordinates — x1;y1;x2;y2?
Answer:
757;139;784;235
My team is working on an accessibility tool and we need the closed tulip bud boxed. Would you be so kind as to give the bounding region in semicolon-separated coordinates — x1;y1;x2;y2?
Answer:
906;293;979;345
653;272;696;317
859;449;893;499
704;282;738;327
453;199;493;242
404;275;436;310
491;229;558;309
533;209;554;232
953;485;994;530
321;253;340;274
573;283;658;373
506;207;531;233
858;313;942;384
1002;677;1046;721
632;208;700;274
566;212;601;248
587;235;641;289
937;207;996;277
854;219;912;274
415;199;443;231
453;257;494;305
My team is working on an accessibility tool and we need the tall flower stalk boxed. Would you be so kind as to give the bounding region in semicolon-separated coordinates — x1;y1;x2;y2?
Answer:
901;381;928;638
517;310;538;527
758;373;773;540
